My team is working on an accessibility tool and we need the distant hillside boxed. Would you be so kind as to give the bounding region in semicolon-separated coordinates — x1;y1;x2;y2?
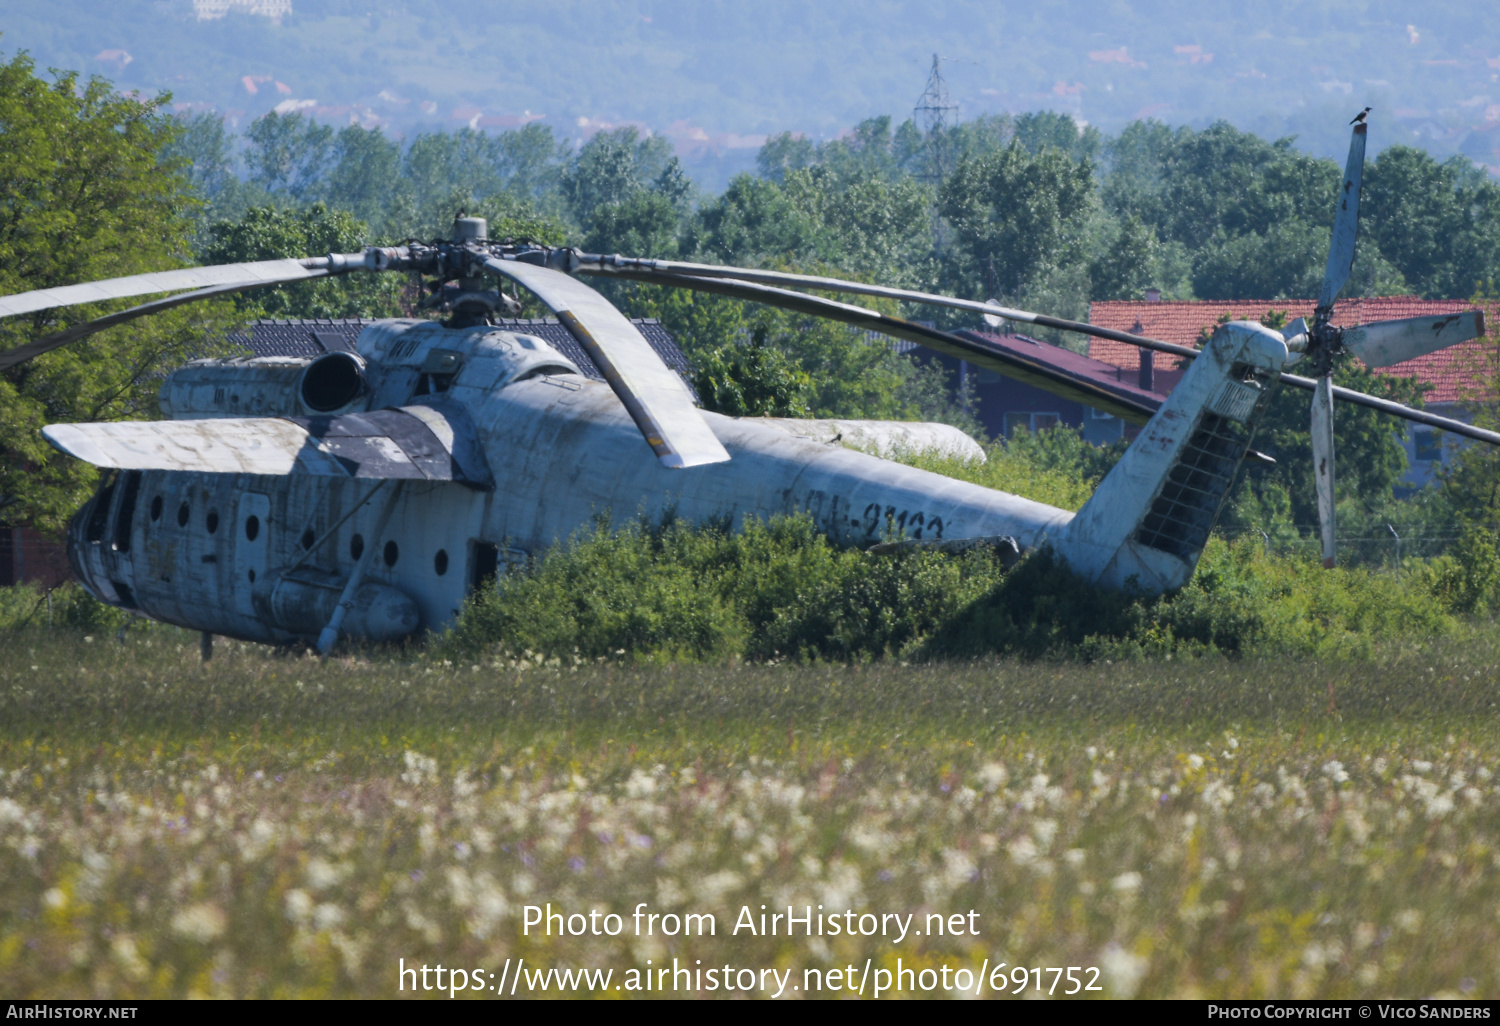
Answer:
2;0;1498;189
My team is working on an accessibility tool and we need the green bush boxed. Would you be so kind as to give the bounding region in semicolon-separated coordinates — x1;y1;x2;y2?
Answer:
442;515;1465;665
0;581;167;634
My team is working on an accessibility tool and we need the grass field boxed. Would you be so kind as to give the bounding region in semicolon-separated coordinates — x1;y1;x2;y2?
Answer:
3;627;1499;999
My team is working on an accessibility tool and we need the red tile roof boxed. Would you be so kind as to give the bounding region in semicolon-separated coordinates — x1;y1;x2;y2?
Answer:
1088;298;1495;404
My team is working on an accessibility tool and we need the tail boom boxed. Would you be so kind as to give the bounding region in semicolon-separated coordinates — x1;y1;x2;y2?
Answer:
1055;322;1289;594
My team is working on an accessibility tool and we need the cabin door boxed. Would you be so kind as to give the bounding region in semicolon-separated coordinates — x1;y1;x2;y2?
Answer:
234;492;271;617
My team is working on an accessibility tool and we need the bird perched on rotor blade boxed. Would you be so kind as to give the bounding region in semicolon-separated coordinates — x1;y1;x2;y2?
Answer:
1350;107;1371;125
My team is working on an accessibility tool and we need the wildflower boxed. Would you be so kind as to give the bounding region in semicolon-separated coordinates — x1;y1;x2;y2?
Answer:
1098;942;1148;998
1322;761;1349;784
1112;871;1143;894
284;889;313;924
171;903;226;942
977;762;1008;791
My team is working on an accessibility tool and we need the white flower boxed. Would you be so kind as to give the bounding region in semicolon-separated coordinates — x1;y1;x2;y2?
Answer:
401;750;438;785
1322;760;1349;784
284;888;314;925
1112;871;1143;894
1008;836;1038;866
171;903;226;942
313;902;345;931
1099;942;1148;998
305;858;342;891
976;762;1008;791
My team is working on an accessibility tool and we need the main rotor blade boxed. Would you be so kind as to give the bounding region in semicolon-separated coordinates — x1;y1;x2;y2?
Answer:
0;256;362;321
577;256;1202;362
1279;369;1500;446
1311;376;1337;568
1319;120;1368;310
605;268;1167;425
482;258;730;468
0;272;332;372
1343;310;1486;368
578;252;1500;448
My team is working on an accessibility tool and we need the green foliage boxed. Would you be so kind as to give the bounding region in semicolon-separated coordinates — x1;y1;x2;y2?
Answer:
203;203;405;319
1428;524;1500;615
939;142;1095;308
0;52;242;534
443;513;1466;666
561;127;677;225
244;111;334;200
1235;361;1423;531
444;514;1011;663
1364;147;1500;300
1089;214;1161;301
0;581;160;633
691;338;813;418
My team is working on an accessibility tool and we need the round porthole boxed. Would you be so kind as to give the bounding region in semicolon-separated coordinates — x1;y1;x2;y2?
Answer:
206;510;220;534
301;528;316;550
244;515;260;542
149;496;163;522
350;534;364;560
383;540;399;567
434;549;448;576
177;502;190;527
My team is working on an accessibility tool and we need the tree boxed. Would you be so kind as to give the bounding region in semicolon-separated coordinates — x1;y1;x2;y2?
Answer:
203;204;404;319
323;124;403;233
0;53;242;534
692;336;813;418
938;142;1095;301
1090;215;1161;300
560;127;674;226
244;111;334;200
756;132;816;184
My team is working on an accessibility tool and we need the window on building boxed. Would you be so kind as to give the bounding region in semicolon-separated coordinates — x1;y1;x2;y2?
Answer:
1414;430;1443;462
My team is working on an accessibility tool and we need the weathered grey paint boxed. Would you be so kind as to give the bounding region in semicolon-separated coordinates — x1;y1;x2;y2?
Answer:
55;316;1290;646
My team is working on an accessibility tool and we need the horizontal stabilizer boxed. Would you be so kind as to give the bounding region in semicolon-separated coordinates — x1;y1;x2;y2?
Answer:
1343;310;1486;368
42;401;492;487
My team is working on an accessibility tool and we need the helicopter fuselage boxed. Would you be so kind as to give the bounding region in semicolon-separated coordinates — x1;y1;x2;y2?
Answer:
66;319;1073;645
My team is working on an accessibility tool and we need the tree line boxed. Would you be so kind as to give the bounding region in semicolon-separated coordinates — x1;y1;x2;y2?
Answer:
3;50;1499;551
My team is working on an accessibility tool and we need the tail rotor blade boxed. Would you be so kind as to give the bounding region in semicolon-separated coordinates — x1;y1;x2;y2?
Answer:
1319;118;1368;309
1343;310;1486;368
1311;375;1337;568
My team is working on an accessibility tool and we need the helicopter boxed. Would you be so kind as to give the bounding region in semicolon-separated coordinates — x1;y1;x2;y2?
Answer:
0;112;1493;653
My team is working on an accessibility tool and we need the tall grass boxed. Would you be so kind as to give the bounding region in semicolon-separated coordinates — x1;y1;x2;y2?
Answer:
2;630;1499;998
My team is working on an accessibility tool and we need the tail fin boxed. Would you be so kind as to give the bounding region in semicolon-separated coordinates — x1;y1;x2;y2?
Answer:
1055;322;1288;594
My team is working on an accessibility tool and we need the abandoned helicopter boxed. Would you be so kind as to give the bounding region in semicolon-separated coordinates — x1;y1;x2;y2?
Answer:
0;112;1493;652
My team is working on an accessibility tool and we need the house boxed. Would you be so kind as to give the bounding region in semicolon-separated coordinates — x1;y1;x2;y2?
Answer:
945;327;1168;444
1088;296;1495;488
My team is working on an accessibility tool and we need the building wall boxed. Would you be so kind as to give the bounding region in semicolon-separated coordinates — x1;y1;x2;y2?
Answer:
0;528;73;590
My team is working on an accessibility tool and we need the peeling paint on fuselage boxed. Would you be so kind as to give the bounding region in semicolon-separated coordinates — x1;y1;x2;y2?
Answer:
68;322;1075;645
